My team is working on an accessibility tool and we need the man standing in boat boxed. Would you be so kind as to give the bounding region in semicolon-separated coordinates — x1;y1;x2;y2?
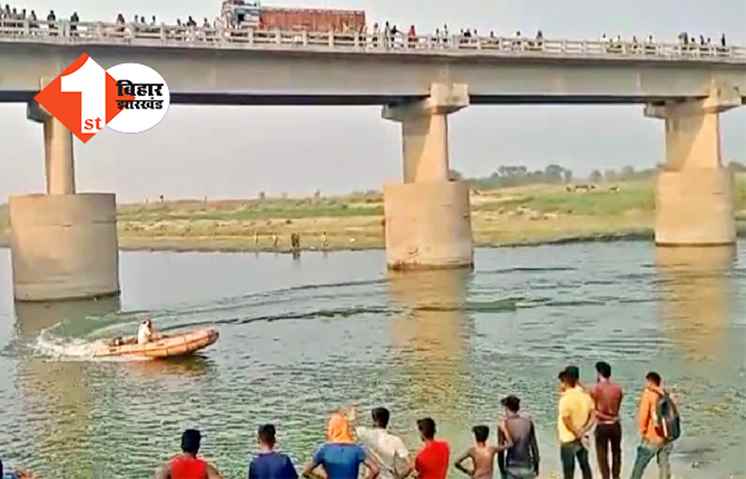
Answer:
138;318;157;344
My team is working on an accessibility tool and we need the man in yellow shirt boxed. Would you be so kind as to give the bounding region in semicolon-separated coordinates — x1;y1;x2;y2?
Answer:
557;366;596;479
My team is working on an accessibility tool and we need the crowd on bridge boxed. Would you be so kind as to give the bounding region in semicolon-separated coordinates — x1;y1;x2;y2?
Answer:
0;3;736;56
1;363;682;479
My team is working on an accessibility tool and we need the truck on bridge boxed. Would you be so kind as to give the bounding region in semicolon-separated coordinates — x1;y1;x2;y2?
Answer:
221;0;366;32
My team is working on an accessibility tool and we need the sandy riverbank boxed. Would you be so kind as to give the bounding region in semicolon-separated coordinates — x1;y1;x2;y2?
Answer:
2;179;745;253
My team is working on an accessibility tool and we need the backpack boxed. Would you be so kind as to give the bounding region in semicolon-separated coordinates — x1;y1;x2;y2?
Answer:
654;392;681;441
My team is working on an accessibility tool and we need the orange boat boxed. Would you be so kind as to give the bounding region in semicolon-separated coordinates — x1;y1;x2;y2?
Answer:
93;328;219;360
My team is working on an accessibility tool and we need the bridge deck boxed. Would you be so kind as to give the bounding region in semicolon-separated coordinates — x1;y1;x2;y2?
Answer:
1;19;744;64
1;20;744;106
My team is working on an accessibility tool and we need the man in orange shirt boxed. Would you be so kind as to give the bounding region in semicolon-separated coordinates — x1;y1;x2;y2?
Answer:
629;372;673;479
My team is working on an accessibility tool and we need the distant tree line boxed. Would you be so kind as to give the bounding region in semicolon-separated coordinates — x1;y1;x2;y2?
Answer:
450;160;745;191
469;164;573;189
587;166;657;183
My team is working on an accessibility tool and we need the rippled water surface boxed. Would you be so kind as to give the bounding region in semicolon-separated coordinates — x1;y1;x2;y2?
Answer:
0;243;745;478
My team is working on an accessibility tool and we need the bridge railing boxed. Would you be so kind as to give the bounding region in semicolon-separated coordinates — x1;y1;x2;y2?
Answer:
1;18;744;63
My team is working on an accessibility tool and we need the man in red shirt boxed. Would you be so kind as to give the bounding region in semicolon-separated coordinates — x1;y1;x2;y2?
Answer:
156;429;224;479
591;361;624;479
414;418;450;479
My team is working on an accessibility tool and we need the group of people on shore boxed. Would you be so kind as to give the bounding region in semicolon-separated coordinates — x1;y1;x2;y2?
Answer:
154;363;680;479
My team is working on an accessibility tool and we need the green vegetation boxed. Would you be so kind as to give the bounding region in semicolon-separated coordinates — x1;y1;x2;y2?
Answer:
474;181;655;216
1;173;744;252
118;199;382;223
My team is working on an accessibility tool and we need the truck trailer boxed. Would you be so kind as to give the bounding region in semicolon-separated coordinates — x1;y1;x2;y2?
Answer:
221;0;366;32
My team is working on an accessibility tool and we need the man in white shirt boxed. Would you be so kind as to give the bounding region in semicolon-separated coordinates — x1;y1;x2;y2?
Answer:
137;318;155;345
351;407;411;479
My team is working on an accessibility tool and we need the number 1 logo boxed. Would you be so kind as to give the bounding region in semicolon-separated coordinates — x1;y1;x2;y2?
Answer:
35;53;132;143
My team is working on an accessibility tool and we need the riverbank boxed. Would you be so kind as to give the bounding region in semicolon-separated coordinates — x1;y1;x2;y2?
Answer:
2;177;746;252
1;242;743;478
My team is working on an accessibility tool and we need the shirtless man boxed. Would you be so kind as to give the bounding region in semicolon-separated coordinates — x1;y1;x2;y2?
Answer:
454;425;510;479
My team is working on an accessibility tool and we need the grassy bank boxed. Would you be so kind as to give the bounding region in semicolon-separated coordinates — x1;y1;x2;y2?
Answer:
2;176;746;252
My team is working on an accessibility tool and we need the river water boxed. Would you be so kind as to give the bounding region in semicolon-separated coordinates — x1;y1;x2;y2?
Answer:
0;242;744;479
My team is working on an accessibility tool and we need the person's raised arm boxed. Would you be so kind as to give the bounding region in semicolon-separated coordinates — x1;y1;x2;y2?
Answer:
453;449;474;477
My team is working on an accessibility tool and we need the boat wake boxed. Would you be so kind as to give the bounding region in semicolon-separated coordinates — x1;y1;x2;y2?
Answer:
32;331;150;362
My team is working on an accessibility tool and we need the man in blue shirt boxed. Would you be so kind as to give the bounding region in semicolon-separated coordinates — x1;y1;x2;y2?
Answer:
249;424;298;479
303;412;380;479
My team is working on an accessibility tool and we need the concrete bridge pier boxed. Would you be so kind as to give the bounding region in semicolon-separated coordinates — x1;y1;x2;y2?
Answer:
8;103;120;301
645;86;743;246
382;83;473;270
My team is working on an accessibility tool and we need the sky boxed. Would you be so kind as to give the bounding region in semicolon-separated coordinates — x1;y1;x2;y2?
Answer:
1;0;745;202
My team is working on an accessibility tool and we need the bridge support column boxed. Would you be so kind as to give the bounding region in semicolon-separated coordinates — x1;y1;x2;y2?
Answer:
8;103;120;301
645;86;743;246
382;83;473;270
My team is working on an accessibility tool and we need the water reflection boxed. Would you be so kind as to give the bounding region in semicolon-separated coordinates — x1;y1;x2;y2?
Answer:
655;246;736;361
126;354;214;380
12;298;121;476
13;296;122;338
386;269;472;418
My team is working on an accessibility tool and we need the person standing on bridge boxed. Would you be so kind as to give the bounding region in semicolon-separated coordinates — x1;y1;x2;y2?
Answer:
69;11;79;36
371;22;380;47
408;25;416;48
46;10;56;35
390;25;399;47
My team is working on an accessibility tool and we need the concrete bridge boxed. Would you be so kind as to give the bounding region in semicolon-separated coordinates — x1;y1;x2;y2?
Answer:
1;19;745;301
